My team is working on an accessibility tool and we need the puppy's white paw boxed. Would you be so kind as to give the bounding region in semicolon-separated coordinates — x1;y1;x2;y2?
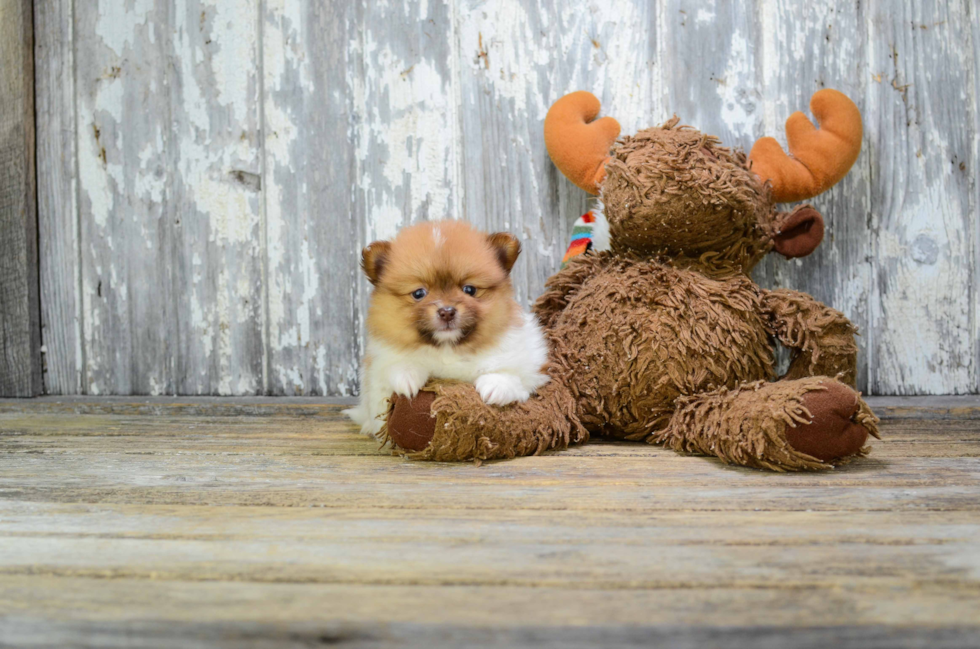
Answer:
343;406;386;440
388;366;428;398
362;416;386;440
475;373;531;406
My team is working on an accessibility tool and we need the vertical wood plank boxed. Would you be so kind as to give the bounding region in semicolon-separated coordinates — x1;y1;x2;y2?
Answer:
658;0;763;149
973;0;980;394
73;0;267;395
456;0;661;305
262;0;359;395
35;0;81;395
0;0;41;396
170;0;264;394
351;0;462;241
867;0;977;394
74;0;177;394
756;1;873;392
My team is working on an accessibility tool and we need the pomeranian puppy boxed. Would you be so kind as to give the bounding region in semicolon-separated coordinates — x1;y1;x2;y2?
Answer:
345;220;550;438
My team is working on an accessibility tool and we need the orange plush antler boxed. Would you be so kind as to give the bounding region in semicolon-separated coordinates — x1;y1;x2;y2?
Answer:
749;89;862;203
544;91;621;195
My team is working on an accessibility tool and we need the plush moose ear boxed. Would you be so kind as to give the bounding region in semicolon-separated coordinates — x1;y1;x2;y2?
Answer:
773;205;824;259
487;232;521;273
361;240;392;285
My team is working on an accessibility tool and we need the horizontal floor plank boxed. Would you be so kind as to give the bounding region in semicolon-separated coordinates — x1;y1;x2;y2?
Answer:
1;415;979;465
4;484;977;512
2;576;979;631
1;432;977;458
0;507;977;590
3;502;976;542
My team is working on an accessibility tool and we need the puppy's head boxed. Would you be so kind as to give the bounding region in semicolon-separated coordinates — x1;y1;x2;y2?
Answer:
362;220;521;350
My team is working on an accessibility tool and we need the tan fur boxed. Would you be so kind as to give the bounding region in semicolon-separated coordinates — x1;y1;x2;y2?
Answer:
653;378;878;472
602;118;774;272
762;289;859;386
384;376;588;463
364;220;522;353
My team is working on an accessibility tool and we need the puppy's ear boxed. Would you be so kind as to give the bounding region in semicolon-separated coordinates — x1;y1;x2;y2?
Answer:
361;241;392;285
487;232;521;273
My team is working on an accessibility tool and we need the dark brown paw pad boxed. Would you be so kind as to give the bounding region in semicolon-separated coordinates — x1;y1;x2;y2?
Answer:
387;392;437;451
785;381;869;462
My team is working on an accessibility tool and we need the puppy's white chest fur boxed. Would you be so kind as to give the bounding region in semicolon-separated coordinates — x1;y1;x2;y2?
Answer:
345;312;550;438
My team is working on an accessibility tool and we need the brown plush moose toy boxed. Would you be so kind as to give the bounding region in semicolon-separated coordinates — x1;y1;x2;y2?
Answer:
383;88;879;471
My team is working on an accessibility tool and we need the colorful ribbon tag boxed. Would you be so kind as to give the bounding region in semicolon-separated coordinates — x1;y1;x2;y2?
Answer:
561;212;596;268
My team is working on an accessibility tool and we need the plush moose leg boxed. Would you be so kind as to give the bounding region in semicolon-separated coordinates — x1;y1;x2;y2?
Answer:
383;378;587;462
653;377;879;471
762;289;860;386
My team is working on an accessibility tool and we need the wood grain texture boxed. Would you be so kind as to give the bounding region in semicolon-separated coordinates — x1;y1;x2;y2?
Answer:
35;0;81;395
0;401;979;646
0;0;41;397
170;0;265;396
659;0;762;147
0;615;976;649
72;0;177;395
30;1;980;396
866;0;977;395
69;0;267;396
262;1;360;396
973;1;980;396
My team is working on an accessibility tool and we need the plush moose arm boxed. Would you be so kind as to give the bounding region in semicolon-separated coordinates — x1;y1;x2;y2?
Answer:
761;289;859;387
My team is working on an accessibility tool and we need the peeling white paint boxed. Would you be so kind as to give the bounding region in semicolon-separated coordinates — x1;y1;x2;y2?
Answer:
175;3;260;248
95;0;154;56
354;10;460;241
716;33;757;140
135;138;165;203
210;0;258;132
45;0;980;397
263;2;306;366
695;9;715;24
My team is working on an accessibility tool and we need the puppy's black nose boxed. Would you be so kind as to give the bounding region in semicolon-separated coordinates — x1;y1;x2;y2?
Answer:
437;306;457;322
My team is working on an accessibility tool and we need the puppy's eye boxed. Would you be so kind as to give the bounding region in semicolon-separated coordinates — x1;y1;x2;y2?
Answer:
462;285;477;296
411;288;427;300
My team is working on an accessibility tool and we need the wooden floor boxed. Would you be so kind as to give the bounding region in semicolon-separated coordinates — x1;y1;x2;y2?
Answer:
1;397;979;648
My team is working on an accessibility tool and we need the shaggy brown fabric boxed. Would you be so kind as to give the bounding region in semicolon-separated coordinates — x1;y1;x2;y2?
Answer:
538;254;775;441
379;93;877;471
654;377;878;471
534;252;616;330
762;289;859;387
601;118;774;272
385;372;587;463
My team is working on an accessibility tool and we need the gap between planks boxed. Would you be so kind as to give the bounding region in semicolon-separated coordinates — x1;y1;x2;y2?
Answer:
1;395;979;419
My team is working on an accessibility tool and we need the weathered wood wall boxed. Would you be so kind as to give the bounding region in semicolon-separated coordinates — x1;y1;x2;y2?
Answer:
0;0;41;397
33;0;979;396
